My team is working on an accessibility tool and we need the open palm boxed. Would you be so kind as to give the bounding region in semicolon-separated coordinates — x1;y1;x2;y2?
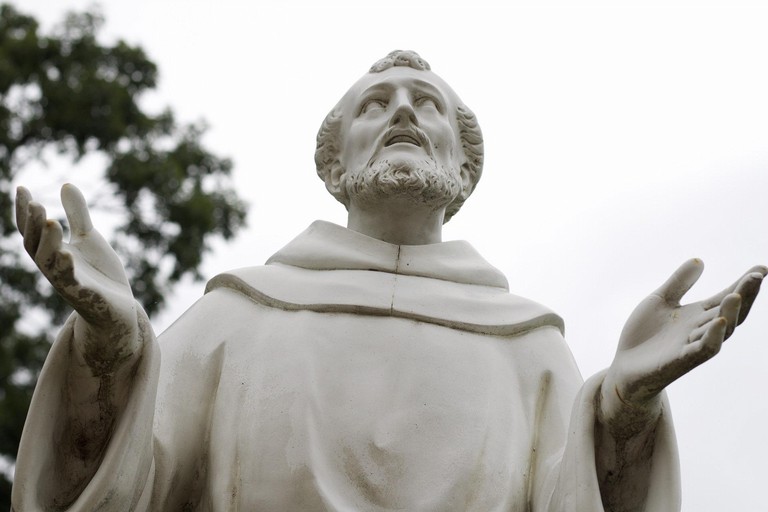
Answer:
16;184;139;367
605;259;765;411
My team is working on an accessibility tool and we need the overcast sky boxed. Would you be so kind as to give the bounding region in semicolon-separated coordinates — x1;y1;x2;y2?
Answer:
13;1;768;509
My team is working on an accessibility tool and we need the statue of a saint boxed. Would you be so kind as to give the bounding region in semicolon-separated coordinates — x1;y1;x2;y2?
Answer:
11;50;765;511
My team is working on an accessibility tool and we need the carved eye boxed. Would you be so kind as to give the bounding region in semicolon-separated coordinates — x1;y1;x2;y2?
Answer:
414;96;439;111
360;99;387;114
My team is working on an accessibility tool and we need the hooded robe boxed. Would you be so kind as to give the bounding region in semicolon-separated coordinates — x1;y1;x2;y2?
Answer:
13;221;681;511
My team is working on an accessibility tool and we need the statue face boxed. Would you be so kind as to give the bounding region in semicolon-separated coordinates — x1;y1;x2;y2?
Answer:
337;66;464;208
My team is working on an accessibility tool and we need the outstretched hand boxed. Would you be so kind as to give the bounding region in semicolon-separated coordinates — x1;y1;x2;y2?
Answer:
601;259;766;425
16;184;139;370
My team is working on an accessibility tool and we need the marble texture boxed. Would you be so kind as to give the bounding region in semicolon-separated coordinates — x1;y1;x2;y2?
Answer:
11;50;765;511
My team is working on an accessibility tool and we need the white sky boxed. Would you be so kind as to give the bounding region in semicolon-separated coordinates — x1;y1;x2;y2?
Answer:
12;1;768;509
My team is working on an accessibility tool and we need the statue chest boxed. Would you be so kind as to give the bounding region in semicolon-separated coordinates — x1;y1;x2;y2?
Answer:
200;309;543;511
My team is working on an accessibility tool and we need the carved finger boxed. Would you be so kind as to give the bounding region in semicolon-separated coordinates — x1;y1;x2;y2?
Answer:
51;250;76;288
719;292;741;339
689;321;710;343
35;219;64;273
15;186;32;236
688;301;734;341
682;316;726;363
61;183;94;237
695;305;720;328
702;265;767;310
732;270;765;325
23;202;47;259
655;258;704;305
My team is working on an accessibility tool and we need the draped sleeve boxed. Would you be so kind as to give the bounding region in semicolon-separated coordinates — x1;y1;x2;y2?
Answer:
12;311;160;511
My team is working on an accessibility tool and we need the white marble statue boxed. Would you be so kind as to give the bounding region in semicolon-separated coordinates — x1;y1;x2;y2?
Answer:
11;50;765;511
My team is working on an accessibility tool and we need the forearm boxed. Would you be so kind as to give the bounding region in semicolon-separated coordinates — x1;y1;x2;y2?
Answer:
48;308;148;506
14;309;160;511
595;383;663;512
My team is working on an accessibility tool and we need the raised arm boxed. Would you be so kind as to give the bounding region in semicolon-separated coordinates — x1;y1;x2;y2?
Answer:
15;184;150;506
596;259;765;511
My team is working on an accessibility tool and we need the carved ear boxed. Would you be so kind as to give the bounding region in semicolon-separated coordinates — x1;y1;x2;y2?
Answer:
458;162;473;200
324;160;346;197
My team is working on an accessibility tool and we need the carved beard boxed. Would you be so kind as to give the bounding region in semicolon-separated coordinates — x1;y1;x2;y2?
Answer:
343;157;462;210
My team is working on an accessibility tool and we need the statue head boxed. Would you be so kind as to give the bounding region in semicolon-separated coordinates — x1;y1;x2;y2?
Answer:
315;50;483;223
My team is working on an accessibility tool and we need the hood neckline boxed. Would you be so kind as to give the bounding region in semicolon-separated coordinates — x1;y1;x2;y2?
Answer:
265;220;509;290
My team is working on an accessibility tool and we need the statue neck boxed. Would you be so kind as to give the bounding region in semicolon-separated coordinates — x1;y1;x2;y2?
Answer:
346;201;445;245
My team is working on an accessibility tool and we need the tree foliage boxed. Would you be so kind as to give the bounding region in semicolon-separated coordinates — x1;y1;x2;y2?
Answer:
0;3;247;504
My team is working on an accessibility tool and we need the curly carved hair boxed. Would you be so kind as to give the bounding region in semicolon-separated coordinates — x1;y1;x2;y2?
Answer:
314;50;484;223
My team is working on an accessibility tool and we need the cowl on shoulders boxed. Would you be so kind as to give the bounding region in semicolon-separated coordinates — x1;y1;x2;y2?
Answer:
207;220;564;337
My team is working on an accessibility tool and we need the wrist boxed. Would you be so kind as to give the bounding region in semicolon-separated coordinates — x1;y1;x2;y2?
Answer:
72;304;140;376
598;375;662;438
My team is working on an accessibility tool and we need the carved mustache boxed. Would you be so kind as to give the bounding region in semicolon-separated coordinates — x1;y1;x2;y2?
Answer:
363;125;434;170
377;126;432;156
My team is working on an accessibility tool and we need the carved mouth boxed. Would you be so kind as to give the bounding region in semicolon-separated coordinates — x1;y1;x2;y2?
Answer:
385;133;421;147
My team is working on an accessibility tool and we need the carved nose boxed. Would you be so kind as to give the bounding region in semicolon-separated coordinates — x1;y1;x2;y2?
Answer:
390;102;418;127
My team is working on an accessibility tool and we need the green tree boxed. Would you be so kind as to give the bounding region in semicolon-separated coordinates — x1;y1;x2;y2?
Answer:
0;3;247;505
